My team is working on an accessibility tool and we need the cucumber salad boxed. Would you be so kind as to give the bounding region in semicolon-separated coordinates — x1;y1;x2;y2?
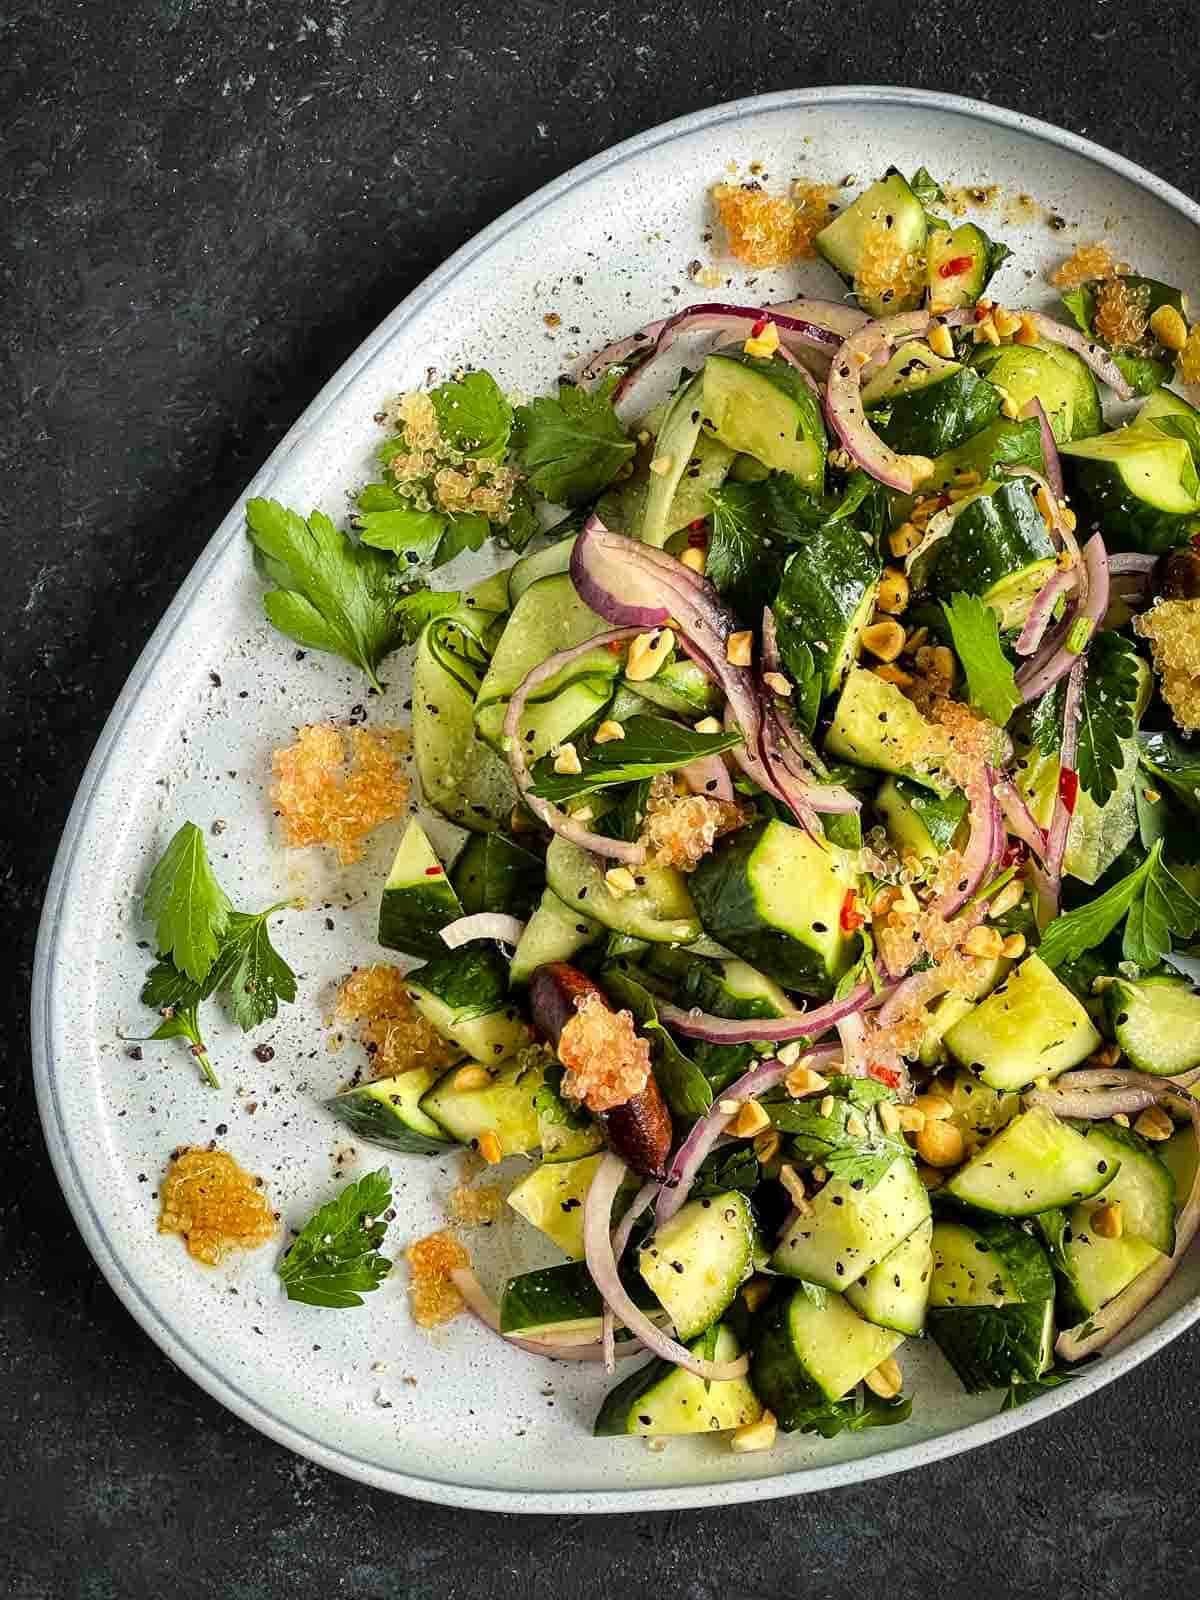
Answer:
146;164;1200;1452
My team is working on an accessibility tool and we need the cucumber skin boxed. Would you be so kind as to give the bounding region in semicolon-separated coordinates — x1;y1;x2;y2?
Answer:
324;1085;457;1156
1066;455;1197;555
773;521;881;694
749;1292;831;1431
872;368;1001;458
928;478;1055;599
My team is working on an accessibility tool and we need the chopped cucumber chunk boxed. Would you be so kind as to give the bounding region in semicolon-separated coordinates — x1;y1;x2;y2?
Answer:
545;834;700;945
638;1191;757;1341
326;1068;458;1156
595;1324;761;1437
944;954;1102;1092
1105;975;1200;1077
702;352;826;491
845;1216;933;1335
771;1154;930;1290
377;819;463;959
752;1285;905;1423
944;1105;1118;1216
419;1055;545;1158
507;1154;606;1259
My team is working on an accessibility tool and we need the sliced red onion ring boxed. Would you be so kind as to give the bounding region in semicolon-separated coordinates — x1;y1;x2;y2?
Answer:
603;1179;660;1372
836;1010;868;1078
577;317;670;381
440;913;526;950
655;1045;843;1226
1017;534;1109;703
585;1153;750;1380
929;766;1002;922
1022;312;1135;401
760;701;859;817
1047;1078;1200;1361
825;309;975;492
1015;565;1077;657
448;1266;645;1362
502;623;648;864
1019;397;1064;500
656;983;872;1047
994;777;1049;863
876;964;958;1028
680;753;734;803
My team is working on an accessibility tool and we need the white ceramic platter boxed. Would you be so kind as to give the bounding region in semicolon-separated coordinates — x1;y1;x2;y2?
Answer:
33;87;1200;1512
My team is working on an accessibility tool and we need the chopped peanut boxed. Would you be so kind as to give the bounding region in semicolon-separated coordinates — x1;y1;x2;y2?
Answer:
753;1128;782;1165
743;320;781;358
1091;1200;1124;1239
594;720;625;744
726;630;753;666
762;670;792;697
730;1410;778;1453
604;866;638;898
553;742;583;775
1150;303;1189;352
896;1105;926;1135
626;628;675;682
733;1100;771;1138
876;568;910;615
863;1357;903;1400
785;1063;829;1098
964;925;1005;960
452;1065;492;1092
861;618;906;662
1133;1105;1174;1142
889;522;923;558
913;1092;954;1123
478;1131;503;1165
648;454;674;477
679;546;707;574
917;1119;965;1168
1000;933;1027;960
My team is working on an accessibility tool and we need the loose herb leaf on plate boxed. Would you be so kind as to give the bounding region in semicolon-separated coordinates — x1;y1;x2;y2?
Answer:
513;376;636;505
784;1387;913;1439
142;822;231;984
245;497;403;692
527;713;741;804
278;1167;394;1309
908;166;946;207
941;592;1021;728
139;958;219;1088
1076;631;1140;808
208;906;298;1032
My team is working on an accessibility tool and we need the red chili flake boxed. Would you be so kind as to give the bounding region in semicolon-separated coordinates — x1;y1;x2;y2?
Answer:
687;527;708;547
973;304;990;323
839;890;864;933
1058;767;1079;816
687;517;707;531
606;639;625;654
867;1063;901;1089
750;317;768;337
1000;840;1029;870
424;865;443;876
939;255;973;279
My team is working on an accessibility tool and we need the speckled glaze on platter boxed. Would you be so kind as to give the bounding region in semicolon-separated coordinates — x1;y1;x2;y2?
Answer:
32;87;1200;1511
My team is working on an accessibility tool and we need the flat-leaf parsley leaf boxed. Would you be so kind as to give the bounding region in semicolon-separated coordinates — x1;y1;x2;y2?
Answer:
278;1167;394;1308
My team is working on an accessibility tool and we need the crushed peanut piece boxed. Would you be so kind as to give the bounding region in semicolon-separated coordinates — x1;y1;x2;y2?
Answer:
594;720;625;744
730;1410;777;1453
553;741;583;776
406;1230;470;1327
679;546;707;574
778;1163;809;1210
1133;1105;1174;1142
726;630;753;666
158;1147;276;1266
733;1100;771;1138
337;965;459;1078
604;866;638;898
785;1063;829;1098
477;1130;503;1165
558;992;651;1114
762;670;792;697
626;628;675;682
864;1357;903;1400
1091;1200;1124;1240
452;1064;492;1092
753;1128;782;1164
272;724;409;864
1151;304;1189;352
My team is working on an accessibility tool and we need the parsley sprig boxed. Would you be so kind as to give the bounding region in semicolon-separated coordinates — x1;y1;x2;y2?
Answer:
136;824;297;1086
1076;631;1140;807
513;375;636;505
1037;839;1200;972
277;1168;394;1308
941;593;1020;728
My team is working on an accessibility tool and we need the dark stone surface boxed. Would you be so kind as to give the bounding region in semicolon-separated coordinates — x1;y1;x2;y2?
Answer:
3;3;1198;1595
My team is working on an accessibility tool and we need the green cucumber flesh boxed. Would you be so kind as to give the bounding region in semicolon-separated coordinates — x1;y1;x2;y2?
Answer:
413;617;517;832
1161;1126;1199;1215
929;1216;1055;1308
509;888;602;987
631;656;722;719
751;1285;905;1420
925;1068;1021;1143
918;417;1046;499
814;172;927;317
927;222;1005;313
594;1323;761;1437
845;1216;933;1335
419;1055;545;1158
826;667;951;793
507;1153;606;1259
405;982;529;1068
1015;737;1139;887
508;534;577;606
970;340;1101;443
1105;975;1200;1076
641;374;734;546
1064;1120;1175;1254
702;352;826;492
771;1154;930;1290
680;957;794;1021
1036;1203;1162;1318
875;776;967;861
545;834;700;945
687;818;857;996
377;819;463;959
943;1105;1118;1216
325;1067;457;1155
860;340;961;405
944;954;1102;1092
772;520;881;695
638;1192;757;1341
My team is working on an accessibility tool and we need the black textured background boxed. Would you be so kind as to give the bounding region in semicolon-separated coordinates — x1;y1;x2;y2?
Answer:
5;4;1198;1596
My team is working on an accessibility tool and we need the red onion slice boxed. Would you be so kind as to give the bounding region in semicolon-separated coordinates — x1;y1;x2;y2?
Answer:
440;913;526;950
1016;534;1110;703
994;777;1049;863
584;1153;750;1380
1015;565;1077;657
876;964;958;1028
928;766;1002;922
1046;1079;1200;1361
603;1179;660;1373
1022;312;1136;401
655;983;872;1047
836;1010;869;1078
501;623;648;864
1019;398;1064;500
655;1045;843;1226
680;753;735;803
1041;655;1084;910
1108;552;1159;576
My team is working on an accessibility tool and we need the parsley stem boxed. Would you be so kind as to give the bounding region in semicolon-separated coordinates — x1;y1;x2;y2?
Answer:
969;863;1019;908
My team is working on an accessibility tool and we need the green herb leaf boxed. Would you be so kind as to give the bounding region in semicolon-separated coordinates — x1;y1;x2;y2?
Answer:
689;1142;761;1200
277;1168;394;1309
208;906;298;1032
1059;285;1094;338
1001;1366;1081;1411
1123;849;1200;969
532;1063;593;1131
908;167;946;207
768;1078;906;1190
1029;681;1066;758
356;504;448;565
704;479;784;621
1076;631;1140;807
432;510;491;568
1037;849;1155;969
245;498;403;692
1139;731;1200;817
941;592;1021;728
527;713;742;803
783;1387;913;1439
142;822;232;984
430;370;513;460
395;588;462;644
150;1003;218;1089
514;377;636;505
